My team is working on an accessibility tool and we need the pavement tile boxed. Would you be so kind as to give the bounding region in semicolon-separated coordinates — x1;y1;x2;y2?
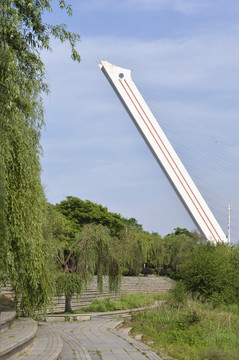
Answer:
46;315;163;360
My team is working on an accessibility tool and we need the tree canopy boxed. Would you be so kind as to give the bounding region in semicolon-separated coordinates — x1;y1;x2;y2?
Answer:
55;196;125;237
46;202;123;312
0;0;80;314
54;222;122;312
180;242;239;305
162;229;203;278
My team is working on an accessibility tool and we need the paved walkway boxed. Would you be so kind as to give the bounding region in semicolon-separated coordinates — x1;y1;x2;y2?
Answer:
47;315;163;360
0;307;16;332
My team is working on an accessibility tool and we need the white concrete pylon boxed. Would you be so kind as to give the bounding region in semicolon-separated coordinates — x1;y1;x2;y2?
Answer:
99;60;227;243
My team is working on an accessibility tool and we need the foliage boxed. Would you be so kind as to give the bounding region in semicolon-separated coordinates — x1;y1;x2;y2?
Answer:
126;297;239;360
75;223;122;293
0;130;5;282
0;56;53;312
54;198;204;279
53;198;205;279
118;227;147;276
52;222;122;312
74;293;162;313
180;243;239;305
122;217;143;231
0;0;80;62
119;226;164;276
43;204;79;312
55;273;82;298
167;280;187;307
43;203;77;251
144;232;164;273
0;0;80;314
55;196;125;236
161;229;202;278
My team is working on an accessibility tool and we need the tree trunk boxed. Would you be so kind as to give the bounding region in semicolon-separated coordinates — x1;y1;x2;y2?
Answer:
65;295;73;313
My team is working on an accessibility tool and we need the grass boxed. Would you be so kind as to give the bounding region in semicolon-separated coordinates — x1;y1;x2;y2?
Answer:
125;297;239;360
72;293;166;313
96;349;103;359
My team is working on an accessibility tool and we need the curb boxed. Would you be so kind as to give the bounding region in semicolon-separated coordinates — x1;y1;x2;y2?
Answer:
45;300;164;322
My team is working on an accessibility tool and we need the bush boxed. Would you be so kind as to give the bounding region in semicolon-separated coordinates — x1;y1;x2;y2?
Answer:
168;280;187;306
179;243;239;306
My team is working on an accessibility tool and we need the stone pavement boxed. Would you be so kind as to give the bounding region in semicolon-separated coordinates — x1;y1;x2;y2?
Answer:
0;317;37;359
47;315;163;360
19;324;63;359
0;306;16;332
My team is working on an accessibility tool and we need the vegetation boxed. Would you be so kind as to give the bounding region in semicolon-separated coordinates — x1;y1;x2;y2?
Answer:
53;197;239;314
48;210;239;358
47;202;123;312
73;293;164;313
0;2;237;333
126;294;239;360
123;261;239;360
119;226;163;276
0;0;80;315
161;228;203;278
51;196;168;312
54;223;122;312
55;196;125;236
180;242;239;306
53;197;203;278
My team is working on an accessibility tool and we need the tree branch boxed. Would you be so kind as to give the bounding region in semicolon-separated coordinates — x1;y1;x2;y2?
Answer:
54;255;65;267
64;237;83;265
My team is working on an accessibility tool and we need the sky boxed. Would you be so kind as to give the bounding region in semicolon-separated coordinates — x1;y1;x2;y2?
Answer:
41;0;239;241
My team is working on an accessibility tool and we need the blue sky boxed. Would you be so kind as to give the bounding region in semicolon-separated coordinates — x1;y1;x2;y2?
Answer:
41;0;239;241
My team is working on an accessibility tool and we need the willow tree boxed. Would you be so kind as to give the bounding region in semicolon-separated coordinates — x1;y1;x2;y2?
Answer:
55;223;122;313
118;225;164;276
0;0;80;314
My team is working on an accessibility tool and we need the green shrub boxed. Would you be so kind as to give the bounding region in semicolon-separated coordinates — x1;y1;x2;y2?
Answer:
168;280;187;306
180;243;239;306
